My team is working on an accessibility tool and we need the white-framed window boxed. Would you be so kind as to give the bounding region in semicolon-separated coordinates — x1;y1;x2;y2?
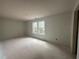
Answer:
38;21;45;35
32;21;45;35
32;22;38;34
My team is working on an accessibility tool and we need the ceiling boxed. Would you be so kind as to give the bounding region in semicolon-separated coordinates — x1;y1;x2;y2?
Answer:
0;0;76;20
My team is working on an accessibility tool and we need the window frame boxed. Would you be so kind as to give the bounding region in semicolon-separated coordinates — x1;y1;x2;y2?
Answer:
32;21;45;35
32;22;38;34
38;21;45;35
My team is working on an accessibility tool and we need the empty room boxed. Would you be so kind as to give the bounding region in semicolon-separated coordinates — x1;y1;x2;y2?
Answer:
0;0;79;59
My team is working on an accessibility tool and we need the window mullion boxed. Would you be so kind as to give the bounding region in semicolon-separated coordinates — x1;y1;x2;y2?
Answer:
37;21;39;34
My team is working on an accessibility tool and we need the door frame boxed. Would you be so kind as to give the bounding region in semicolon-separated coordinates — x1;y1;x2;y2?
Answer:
72;5;79;57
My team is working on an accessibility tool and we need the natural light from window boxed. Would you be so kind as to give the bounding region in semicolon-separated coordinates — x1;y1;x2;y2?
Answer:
32;22;38;34
32;21;45;35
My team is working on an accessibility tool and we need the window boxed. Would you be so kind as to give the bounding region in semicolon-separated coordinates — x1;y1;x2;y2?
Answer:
38;21;45;35
32;21;45;35
32;22;37;34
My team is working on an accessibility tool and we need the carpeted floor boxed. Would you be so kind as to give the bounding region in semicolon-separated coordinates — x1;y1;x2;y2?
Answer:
0;37;75;59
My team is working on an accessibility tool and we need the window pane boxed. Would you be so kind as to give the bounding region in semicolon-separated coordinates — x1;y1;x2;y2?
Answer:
38;21;45;35
32;22;37;34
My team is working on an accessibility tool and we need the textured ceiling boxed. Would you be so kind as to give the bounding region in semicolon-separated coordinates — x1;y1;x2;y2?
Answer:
0;0;76;20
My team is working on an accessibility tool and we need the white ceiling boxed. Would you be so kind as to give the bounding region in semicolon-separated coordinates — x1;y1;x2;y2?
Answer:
0;0;76;20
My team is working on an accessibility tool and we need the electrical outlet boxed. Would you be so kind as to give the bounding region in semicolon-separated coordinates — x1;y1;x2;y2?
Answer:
56;38;58;40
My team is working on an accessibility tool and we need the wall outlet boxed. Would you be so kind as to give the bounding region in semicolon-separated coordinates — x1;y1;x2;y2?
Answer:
56;38;58;40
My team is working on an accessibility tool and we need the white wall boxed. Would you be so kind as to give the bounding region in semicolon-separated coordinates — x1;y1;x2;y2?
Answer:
74;0;79;11
77;21;79;59
0;19;3;40
25;11;72;49
0;18;25;40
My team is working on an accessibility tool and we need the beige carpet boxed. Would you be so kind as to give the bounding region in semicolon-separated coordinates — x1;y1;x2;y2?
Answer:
0;37;74;59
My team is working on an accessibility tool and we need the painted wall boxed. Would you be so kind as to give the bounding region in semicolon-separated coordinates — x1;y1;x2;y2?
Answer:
0;19;3;40
77;20;79;59
25;11;72;49
0;18;25;40
74;0;79;11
